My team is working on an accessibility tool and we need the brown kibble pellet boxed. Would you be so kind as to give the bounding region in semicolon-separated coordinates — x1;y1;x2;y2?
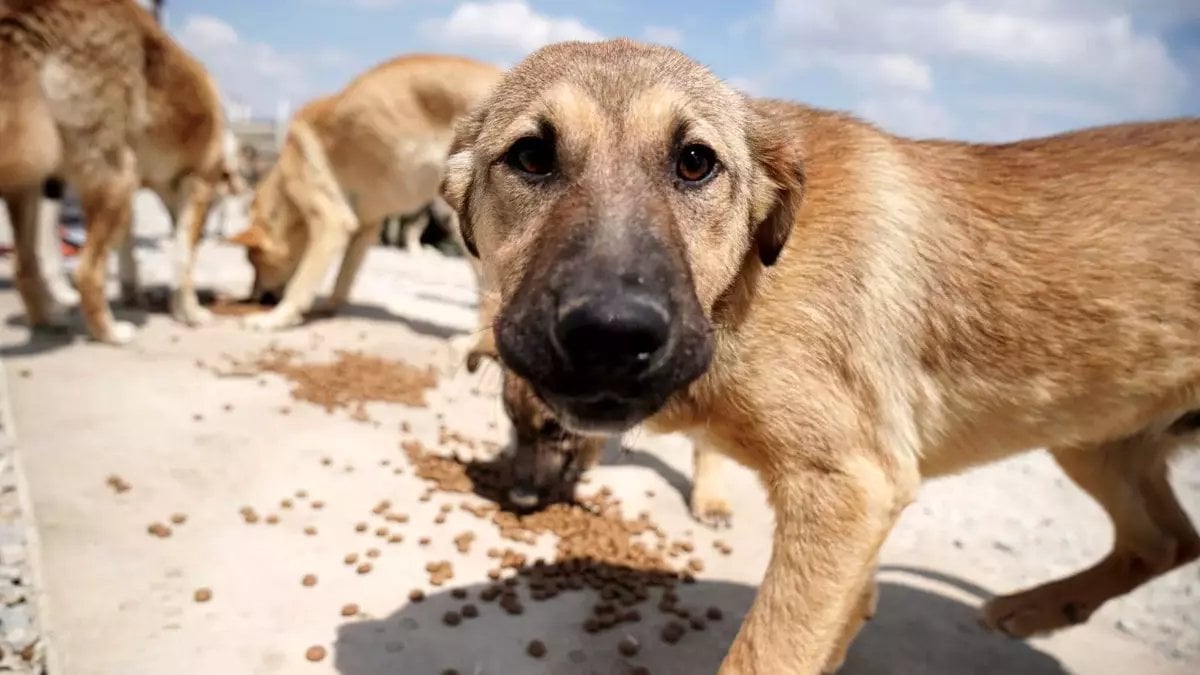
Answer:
434;514;446;525
461;603;478;619
408;589;425;603
689;617;707;630
193;588;212;603
401;421;412;433
321;457;332;466
305;646;326;662
147;523;172;538
451;588;468;599
706;607;723;621
296;490;308;499
301;574;318;587
312;500;325;509
170;513;187;525
193;413;203;422
366;548;381;559
388;535;403;544
487;569;501;581
344;553;359;565
341;603;359;617
243;512;260;524
526;640;547;658
265;514;280;525
660;621;685;644
281;499;294;509
357;563;373;575
355;522;368;533
375;527;389;537
618;637;640;656
418;537;431;546
442;611;461;626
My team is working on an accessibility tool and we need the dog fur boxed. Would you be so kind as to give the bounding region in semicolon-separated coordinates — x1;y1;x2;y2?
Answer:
229;54;501;331
442;39;1200;673
0;0;240;343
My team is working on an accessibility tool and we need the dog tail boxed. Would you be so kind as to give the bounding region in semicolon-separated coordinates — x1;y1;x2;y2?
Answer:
278;119;357;231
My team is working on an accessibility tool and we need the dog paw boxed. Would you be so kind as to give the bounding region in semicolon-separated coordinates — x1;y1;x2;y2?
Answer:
981;592;1093;638
241;308;302;332
94;320;137;346
690;494;734;529
170;295;213;327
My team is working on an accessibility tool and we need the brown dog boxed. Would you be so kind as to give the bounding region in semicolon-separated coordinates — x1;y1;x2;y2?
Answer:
442;39;1200;673
0;0;239;343
230;55;501;331
465;339;734;526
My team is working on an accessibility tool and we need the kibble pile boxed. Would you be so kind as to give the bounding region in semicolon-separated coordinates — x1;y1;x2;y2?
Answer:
135;346;734;673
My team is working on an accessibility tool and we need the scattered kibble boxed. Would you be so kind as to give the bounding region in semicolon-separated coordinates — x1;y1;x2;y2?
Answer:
305;646;326;662
170;513;187;525
442;611;461;626
301;574;317;587
356;563;373;575
408;589;425;603
618;636;640;656
193;588;212;603
526;640;547;658
147;523;172;538
341;603;359;617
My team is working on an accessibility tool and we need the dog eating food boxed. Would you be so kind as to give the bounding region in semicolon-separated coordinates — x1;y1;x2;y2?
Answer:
442;37;1200;674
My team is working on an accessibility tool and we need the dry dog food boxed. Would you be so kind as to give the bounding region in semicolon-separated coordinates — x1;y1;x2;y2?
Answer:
340;603;359;617
526;640;547;658
442;611;461;627
305;646;326;662
106;475;132;494
147;523;172;538
193;588;212;603
301;574;318;587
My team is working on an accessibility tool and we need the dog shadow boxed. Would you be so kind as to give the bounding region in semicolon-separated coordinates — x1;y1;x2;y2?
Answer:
332;566;1065;675
306;301;467;341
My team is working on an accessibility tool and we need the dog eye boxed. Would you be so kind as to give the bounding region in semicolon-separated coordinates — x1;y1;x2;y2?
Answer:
504;136;555;178
676;144;717;183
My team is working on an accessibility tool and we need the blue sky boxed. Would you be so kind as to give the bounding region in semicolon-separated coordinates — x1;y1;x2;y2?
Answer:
159;0;1200;141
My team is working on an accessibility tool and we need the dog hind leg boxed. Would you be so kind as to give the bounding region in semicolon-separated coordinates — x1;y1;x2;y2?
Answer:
982;433;1199;637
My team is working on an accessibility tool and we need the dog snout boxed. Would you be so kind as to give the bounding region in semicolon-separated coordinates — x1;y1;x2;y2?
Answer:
553;292;671;376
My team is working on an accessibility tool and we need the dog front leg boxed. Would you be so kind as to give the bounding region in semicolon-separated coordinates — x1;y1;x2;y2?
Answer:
691;441;733;529
317;218;382;315
242;227;350;331
720;453;914;675
167;176;217;326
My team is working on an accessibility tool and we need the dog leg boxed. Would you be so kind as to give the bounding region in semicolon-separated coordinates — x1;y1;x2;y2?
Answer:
167;177;216;326
36;196;80;307
117;225;140;307
317;218;381;315
242;226;350;331
690;442;733;529
403;209;430;254
74;151;139;344
982;435;1199;637
5;189;69;327
822;560;879;673
720;453;915;674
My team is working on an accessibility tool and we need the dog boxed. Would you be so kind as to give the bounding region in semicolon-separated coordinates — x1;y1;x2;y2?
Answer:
465;334;734;526
229;54;501;330
0;0;241;343
441;39;1200;674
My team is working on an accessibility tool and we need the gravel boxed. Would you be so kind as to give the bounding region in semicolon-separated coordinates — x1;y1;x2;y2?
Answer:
0;377;47;674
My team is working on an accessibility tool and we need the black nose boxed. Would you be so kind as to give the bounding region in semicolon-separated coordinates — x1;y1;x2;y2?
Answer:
553;294;671;376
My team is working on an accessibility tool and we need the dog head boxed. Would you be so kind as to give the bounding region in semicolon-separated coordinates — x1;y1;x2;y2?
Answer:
466;342;605;508
443;39;804;434
229;163;306;305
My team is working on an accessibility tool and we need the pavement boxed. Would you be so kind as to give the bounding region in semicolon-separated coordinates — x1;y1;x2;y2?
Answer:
0;192;1196;675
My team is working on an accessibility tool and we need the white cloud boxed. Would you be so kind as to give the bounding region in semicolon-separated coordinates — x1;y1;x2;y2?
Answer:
857;93;955;138
768;0;1189;115
420;1;602;58
642;25;684;48
178;15;313;118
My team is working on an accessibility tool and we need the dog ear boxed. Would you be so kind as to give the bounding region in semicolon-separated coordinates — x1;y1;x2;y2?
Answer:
442;107;487;258
747;105;805;266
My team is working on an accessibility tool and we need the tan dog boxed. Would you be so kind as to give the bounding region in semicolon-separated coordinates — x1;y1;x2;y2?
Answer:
465;338;733;526
0;0;239;343
229;55;501;330
442;39;1200;674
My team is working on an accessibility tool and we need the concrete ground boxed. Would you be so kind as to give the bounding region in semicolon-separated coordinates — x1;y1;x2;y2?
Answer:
0;194;1197;674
